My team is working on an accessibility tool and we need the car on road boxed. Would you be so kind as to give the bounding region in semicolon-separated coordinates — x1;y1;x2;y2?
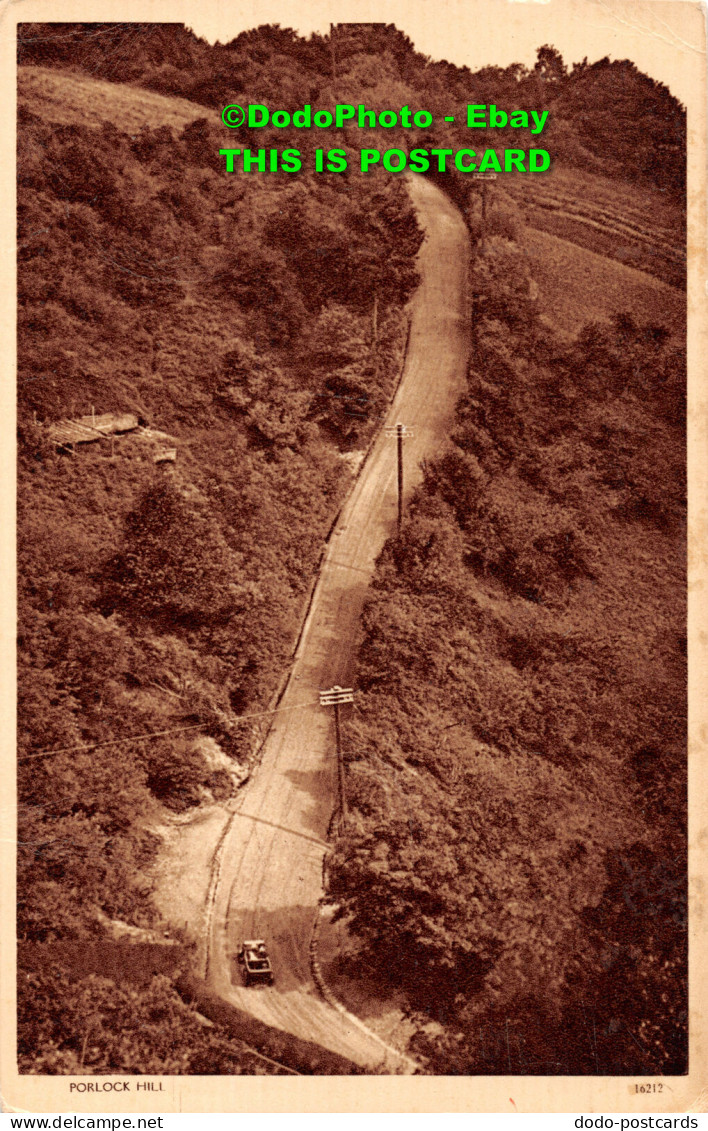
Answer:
237;939;274;986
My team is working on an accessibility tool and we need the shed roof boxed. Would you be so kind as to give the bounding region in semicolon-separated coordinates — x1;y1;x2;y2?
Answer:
48;413;139;447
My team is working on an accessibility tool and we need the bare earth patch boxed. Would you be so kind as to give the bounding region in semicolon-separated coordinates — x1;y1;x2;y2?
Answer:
150;805;232;948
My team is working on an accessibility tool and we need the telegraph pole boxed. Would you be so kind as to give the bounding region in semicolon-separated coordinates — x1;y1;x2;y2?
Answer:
397;424;403;533
385;422;413;537
329;22;337;86
319;685;354;829
472;171;497;251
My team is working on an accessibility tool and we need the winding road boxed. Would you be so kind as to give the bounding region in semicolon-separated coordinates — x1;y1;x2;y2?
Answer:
201;176;470;1071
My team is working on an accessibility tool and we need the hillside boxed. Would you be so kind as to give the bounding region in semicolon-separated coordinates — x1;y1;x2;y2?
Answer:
17;64;420;1073
17;22;686;1076
519;226;686;336
18;65;219;132
506;165;685;291
327;235;686;1073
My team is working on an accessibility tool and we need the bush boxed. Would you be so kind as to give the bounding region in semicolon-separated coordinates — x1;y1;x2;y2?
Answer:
144;739;213;811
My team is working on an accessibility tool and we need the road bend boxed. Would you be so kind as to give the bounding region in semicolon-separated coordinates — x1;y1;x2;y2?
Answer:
203;176;470;1071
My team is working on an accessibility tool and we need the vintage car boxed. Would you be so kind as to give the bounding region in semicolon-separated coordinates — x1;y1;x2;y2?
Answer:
237;939;274;986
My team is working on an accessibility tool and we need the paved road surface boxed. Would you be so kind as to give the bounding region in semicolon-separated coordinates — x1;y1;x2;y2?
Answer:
203;176;470;1071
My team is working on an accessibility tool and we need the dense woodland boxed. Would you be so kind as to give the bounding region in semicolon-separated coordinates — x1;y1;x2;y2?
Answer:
329;246;686;1073
17;23;686;1074
19;22;686;196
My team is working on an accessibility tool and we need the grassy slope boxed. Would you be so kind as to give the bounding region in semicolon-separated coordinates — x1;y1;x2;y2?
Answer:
19;65;219;130
515;165;683;242
521;226;686;336
503;162;686;336
506;164;685;289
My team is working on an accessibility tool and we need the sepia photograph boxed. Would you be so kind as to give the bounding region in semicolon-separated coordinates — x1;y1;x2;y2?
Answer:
5;0;705;1113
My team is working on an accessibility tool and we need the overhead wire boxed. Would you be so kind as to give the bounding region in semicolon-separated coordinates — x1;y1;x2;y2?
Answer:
19;698;321;762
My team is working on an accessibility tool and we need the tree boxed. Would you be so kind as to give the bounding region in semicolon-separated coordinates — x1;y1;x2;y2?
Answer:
18;966;279;1074
534;44;568;87
100;481;247;631
580;844;687;1073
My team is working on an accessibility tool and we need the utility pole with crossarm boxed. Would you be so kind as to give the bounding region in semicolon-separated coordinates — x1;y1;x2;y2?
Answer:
319;685;354;829
472;171;497;251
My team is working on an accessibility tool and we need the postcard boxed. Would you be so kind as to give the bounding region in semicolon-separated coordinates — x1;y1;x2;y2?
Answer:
2;0;705;1114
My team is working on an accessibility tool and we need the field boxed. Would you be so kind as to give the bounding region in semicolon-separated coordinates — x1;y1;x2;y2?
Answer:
19;65;219;131
505;165;685;290
520;226;686;337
